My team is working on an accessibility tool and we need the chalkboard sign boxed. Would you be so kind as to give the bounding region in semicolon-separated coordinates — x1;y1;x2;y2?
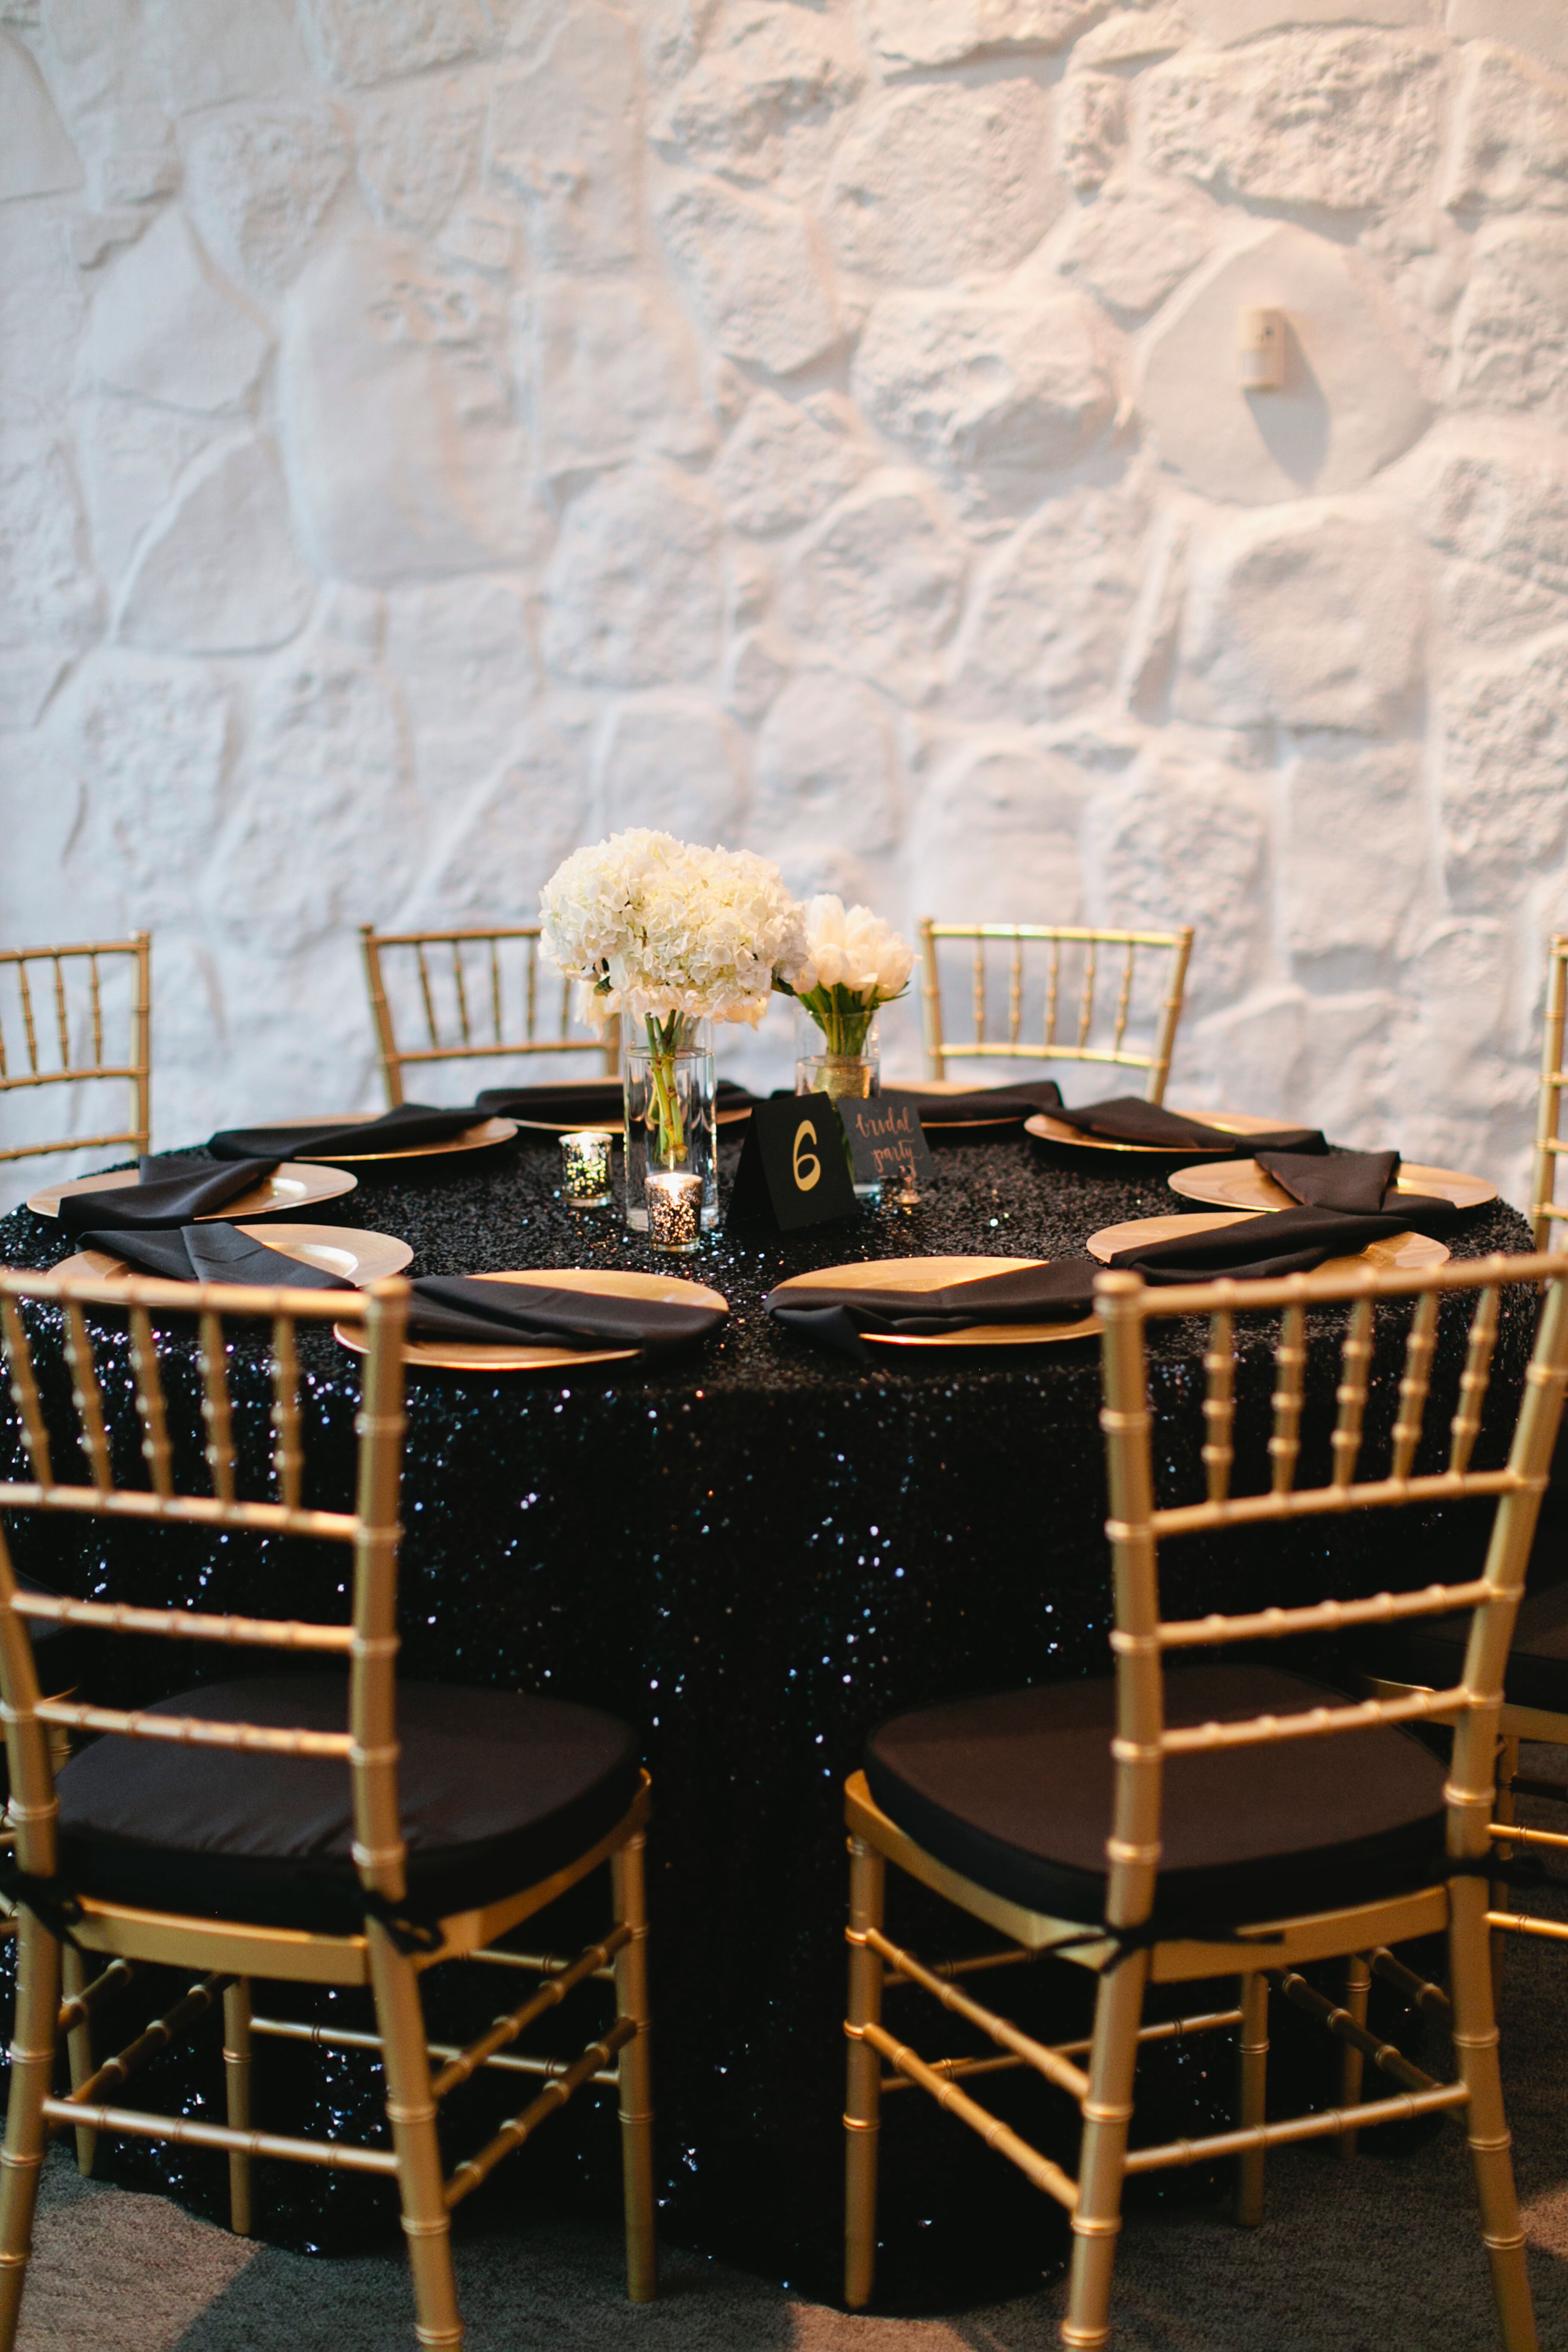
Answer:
837;1096;937;1193
727;1093;860;1231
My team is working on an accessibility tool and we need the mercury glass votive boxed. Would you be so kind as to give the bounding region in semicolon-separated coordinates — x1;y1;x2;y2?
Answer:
559;1129;613;1208
645;1169;703;1254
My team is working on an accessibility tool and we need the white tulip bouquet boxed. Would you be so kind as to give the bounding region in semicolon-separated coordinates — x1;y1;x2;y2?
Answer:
774;893;916;1057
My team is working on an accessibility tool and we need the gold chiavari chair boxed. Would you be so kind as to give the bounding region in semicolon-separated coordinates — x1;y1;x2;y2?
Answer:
917;923;1194;1103
359;925;618;1108
0;934;151;1168
1529;933;1568;1252
843;1251;1568;2349
0;1269;655;2350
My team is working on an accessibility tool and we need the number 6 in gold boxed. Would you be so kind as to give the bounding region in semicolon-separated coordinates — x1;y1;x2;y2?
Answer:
792;1120;821;1192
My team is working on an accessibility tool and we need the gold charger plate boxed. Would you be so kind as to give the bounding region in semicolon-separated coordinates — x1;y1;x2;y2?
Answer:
262;1114;518;1164
881;1080;1035;1133
1086;1211;1450;1278
28;1163;358;1221
771;1254;1101;1348
335;1267;730;1374
1024;1105;1300;1157
52;1225;413;1287
1168;1158;1496;1213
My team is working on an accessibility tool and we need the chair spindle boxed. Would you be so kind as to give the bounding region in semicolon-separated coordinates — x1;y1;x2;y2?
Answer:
128;1306;174;1501
197;1310;237;1505
1449;1286;1500;1477
1389;1291;1440;1482
1202;1311;1236;1504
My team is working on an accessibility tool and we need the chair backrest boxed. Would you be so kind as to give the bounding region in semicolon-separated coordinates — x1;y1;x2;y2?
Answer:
0;1268;411;1914
1530;933;1568;1251
917;922;1194;1103
0;935;151;1168
359;924;619;1108
1093;1252;1568;1933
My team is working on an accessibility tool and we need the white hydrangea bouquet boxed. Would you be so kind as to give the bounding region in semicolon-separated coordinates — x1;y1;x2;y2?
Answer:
773;893;915;1059
539;828;810;1172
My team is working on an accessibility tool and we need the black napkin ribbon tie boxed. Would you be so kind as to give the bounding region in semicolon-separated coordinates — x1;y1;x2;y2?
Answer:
207;1104;482;1162
1109;1199;1462;1286
879;1079;1067;1125
1044;1097;1328;1154
77;1223;354;1291
767;1262;1099;1363
407;1276;725;1357
1255;1148;1403;1215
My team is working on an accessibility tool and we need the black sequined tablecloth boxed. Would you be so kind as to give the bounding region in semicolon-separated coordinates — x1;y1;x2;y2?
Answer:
0;1131;1537;2309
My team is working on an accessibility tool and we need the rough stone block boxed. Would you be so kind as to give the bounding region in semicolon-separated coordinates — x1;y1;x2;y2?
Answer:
1398;414;1568;647
282;234;539;583
488;4;641;271
1451;221;1568;425
853;286;1117;496
597;695;746;840
73;396;217;582
144;0;302;113
780;471;968;700
1139;223;1430;505
751;668;899;858
79;207;269;412
296;0;490;89
1058;71;1125;194
859;0;1105;68
0;28;81;198
79;103;177;206
529;274;712;475
419;712;591;920
1076;6;1190;66
949;474;1152;724
355;76;483;235
382;573;535;757
657;170;839;376
909;738;1086;924
63;657;232;919
1440;630;1568;904
1446;0;1568;74
119;434;315;654
723;624;792;721
1141;30;1443;210
0;433;100;657
541;464;723;688
1187;0;1431;30
1444;42;1568;214
650;1;864;195
183;103;349;294
712;389;871;535
822;79;1059;286
1060;174;1214;316
1277;739;1427;966
1178;501;1425;733
1087;745;1269;1011
38;0;155;120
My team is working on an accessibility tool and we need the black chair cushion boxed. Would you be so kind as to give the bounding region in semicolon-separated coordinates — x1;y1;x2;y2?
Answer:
865;1664;1449;1935
1356;1580;1568;1721
55;1675;640;1934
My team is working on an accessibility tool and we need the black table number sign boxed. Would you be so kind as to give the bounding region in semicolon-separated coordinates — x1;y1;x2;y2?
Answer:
727;1092;859;1230
837;1096;937;1192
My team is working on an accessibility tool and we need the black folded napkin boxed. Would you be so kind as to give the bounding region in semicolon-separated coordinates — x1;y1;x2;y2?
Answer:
1109;1199;1461;1285
58;1154;280;1235
1255;1148;1401;1214
880;1079;1067;1124
407;1275;725;1356
765;1261;1099;1363
1043;1096;1327;1153
207;1104;483;1161
78;1222;352;1290
473;1078;756;1125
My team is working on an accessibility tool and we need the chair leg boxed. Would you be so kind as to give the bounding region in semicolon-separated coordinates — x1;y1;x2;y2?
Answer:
1233;1969;1269;2224
1449;1874;1538;2352
222;1979;253;2236
1063;1950;1148;2351
0;1911;61;2351
843;1835;885;2312
367;1924;463;2352
59;1945;97;2179
611;1834;656;2303
1337;1953;1370;2160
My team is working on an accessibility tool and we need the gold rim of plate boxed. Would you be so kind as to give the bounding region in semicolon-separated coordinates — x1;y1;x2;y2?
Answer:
27;1163;359;1221
1085;1211;1451;1276
1167;1158;1497;1214
335;1267;729;1374
772;1254;1101;1348
1023;1105;1297;1157
52;1225;414;1288
266;1114;518;1164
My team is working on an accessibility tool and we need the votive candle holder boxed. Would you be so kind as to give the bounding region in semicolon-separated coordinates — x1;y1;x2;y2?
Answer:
559;1129;613;1208
645;1169;703;1254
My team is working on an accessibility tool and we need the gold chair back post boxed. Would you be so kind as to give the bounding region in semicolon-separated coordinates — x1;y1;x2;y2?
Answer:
844;1251;1568;2349
1530;933;1568;1251
916;922;1193;1104
359;924;618;1108
0;1268;655;2348
0;934;150;1168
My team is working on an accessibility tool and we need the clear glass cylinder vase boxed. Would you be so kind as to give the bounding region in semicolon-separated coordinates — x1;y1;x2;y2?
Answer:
795;1009;880;1199
623;1016;717;1235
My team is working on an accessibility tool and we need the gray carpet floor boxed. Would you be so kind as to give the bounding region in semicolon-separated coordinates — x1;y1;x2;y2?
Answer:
14;1764;1568;2352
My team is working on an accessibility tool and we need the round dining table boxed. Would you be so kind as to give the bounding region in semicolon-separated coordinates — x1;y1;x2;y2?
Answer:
0;1117;1537;2309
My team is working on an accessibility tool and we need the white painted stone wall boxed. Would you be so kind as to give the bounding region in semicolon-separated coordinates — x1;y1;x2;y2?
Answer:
1;0;1564;1208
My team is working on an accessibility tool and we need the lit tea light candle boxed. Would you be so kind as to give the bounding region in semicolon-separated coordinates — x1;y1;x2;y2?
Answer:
559;1129;613;1208
645;1169;702;1254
